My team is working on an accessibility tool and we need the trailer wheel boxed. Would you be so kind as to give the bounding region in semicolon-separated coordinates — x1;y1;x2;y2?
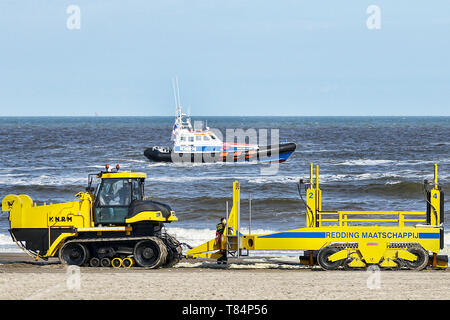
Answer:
59;242;89;266
404;246;429;271
317;247;344;270
134;237;167;269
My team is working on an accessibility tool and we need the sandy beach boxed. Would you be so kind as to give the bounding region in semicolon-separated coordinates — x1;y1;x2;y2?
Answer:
0;253;449;300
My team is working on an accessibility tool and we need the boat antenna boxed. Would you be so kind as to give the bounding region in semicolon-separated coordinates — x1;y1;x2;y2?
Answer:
172;76;184;120
176;76;182;113
172;78;179;117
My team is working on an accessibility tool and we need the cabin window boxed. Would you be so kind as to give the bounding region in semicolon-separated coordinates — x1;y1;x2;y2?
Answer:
180;136;186;142
97;179;131;206
203;136;210;141
196;136;202;141
210;135;216;140
188;136;194;142
132;179;143;201
94;178;132;224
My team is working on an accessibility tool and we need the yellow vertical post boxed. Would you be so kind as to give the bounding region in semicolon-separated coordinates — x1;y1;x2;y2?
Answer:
315;165;319;192
434;163;438;188
223;181;241;253
315;165;322;227
399;212;404;227
236;181;240;237
430;164;440;225
228;181;240;236
306;163;316;228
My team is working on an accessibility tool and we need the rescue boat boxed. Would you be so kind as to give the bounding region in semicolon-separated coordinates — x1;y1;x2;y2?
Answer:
143;79;296;164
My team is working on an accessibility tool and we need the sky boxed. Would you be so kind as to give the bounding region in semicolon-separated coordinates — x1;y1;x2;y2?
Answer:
0;0;449;116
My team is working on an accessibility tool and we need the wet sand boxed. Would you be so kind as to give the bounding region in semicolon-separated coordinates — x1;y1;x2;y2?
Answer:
0;253;449;300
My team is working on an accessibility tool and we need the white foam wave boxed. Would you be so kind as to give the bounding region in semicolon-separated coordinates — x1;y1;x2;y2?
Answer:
0;174;86;187
248;172;403;184
145;162;172;167
332;159;450;167
444;232;450;246
165;226;279;249
0;233;21;252
149;170;447;185
338;159;394;166
148;175;233;183
122;159;148;164
248;176;298;184
385;181;402;185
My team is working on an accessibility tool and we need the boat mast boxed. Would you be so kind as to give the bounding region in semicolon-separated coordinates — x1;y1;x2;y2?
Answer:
173;76;182;121
171;77;192;141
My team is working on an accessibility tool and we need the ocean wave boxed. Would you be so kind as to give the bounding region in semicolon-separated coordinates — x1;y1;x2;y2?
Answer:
0;233;21;252
330;159;450;167
146;175;234;183
248;176;298;184
119;159;148;164
155;194;302;206
0;175;86;187
337;159;395;166
146;171;442;185
363;181;424;196
248;173;403;184
165;226;279;249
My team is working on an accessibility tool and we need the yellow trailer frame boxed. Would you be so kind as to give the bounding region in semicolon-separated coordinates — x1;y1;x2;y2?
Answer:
187;163;447;270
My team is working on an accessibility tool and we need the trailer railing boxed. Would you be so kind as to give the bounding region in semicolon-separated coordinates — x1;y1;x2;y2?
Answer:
317;211;427;227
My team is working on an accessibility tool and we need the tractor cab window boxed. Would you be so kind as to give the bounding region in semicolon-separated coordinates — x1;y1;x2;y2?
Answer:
95;179;131;224
132;179;144;201
97;179;131;206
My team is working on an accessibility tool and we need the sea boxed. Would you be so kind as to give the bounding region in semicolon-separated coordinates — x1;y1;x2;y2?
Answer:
0;116;449;258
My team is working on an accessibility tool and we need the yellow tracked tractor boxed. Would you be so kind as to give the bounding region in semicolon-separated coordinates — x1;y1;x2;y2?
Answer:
1;165;182;269
187;163;447;270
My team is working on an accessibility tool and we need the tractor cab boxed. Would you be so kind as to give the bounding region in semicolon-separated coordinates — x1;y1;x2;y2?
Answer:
88;166;147;225
86;164;177;226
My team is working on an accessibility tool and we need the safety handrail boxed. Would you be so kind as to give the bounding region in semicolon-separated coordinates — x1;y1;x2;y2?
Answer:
317;211;427;227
